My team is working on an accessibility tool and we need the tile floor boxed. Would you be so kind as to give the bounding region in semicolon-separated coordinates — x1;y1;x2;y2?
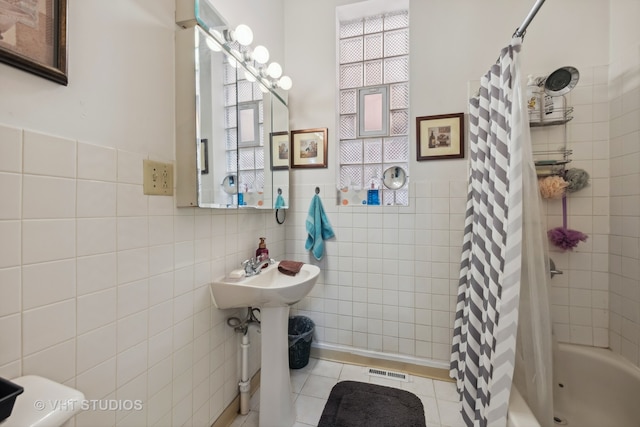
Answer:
230;357;465;427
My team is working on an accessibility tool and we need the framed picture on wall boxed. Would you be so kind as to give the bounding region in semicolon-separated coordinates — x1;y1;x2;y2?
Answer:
290;128;328;169
0;0;68;85
270;131;289;170
416;113;465;161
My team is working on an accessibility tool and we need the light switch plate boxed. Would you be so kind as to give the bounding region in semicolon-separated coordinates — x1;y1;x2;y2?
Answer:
143;160;174;196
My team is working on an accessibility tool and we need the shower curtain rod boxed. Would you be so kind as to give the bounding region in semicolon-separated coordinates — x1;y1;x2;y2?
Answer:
513;0;546;38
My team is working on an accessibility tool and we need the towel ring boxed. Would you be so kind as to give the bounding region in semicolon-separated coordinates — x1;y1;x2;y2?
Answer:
275;208;286;225
315;187;320;194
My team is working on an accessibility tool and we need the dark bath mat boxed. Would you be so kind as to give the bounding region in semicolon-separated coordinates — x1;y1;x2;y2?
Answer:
318;380;426;427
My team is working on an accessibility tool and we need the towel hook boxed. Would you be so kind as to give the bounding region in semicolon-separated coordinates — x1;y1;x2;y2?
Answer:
315;187;320;194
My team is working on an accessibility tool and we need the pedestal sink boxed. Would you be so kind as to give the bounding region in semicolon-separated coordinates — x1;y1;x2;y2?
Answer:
210;262;320;427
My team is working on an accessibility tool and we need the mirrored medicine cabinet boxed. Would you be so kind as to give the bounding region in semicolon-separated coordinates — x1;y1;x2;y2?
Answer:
175;0;290;209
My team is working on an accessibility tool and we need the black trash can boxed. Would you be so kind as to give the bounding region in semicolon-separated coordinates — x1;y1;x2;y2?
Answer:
0;377;24;423
288;316;315;369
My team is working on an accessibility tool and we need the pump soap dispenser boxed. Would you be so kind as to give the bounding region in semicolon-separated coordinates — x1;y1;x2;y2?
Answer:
256;237;269;268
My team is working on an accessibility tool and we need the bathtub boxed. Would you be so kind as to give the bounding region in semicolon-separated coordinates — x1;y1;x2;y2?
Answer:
507;342;640;427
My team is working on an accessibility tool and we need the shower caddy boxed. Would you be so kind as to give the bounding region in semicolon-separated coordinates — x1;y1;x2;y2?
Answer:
530;94;573;176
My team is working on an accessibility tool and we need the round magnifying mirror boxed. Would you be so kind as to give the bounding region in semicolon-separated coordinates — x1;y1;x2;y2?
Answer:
382;166;407;190
222;174;238;194
275;208;286;224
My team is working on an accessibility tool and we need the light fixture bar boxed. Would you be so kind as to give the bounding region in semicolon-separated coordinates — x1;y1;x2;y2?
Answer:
204;22;292;93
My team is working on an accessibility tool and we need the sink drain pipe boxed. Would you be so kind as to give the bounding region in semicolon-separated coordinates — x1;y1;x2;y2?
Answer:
226;307;261;415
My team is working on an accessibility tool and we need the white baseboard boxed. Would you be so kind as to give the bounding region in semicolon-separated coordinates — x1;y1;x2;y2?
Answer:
310;342;451;381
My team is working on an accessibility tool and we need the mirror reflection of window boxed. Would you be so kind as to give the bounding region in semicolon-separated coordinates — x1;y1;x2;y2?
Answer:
238;101;260;147
239;108;255;143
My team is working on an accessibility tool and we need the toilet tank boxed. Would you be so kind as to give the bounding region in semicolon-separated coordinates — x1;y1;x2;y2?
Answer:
3;375;84;427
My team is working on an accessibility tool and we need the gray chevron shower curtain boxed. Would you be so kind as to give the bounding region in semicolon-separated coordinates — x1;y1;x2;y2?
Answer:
450;38;526;427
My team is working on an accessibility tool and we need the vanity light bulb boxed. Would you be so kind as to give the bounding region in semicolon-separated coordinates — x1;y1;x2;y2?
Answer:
234;24;253;46
278;75;293;90
208;28;224;43
227;47;244;67
244;70;257;82
253;45;270;64
205;38;221;52
267;62;283;79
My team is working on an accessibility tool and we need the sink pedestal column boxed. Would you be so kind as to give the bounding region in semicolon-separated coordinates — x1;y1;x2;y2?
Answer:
259;305;295;427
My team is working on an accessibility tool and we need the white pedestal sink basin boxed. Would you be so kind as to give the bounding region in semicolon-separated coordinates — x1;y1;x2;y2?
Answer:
210;262;320;427
210;262;320;309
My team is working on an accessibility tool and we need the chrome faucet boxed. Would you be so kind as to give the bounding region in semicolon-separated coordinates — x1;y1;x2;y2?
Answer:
241;257;275;277
549;258;563;278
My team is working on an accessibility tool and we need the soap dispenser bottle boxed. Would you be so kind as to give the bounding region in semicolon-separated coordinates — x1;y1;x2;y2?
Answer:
366;175;380;205
256;237;269;267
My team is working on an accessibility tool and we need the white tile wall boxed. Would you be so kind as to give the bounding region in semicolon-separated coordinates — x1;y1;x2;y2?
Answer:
23;130;76;178
0;173;21;220
288;181;465;365
22;259;76;310
609;43;640;368
0;124;285;426
531;65;612;348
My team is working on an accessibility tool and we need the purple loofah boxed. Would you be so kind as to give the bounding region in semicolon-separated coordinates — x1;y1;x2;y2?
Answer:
548;227;588;250
548;195;589;251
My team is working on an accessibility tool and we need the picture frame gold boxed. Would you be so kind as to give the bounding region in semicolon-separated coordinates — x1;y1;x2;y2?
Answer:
416;113;465;161
270;131;289;170
290;128;328;169
0;0;68;85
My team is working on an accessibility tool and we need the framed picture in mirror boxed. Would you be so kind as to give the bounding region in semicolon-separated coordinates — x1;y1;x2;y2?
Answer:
290;128;328;169
199;139;209;174
416;113;465;161
0;0;68;85
270;131;289;170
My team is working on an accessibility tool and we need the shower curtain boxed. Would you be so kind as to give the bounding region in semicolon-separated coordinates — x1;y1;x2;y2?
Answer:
450;37;553;427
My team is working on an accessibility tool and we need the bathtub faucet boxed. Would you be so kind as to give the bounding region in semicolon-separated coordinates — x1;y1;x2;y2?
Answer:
549;258;563;278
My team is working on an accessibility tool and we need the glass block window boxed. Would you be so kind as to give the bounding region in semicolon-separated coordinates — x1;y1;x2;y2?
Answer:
338;9;409;206
224;53;265;195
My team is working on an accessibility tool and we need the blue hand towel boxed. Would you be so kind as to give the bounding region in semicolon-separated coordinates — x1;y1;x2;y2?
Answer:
305;194;335;260
275;194;286;209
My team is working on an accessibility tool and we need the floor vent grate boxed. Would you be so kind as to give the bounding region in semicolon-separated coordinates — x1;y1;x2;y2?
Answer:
367;367;410;382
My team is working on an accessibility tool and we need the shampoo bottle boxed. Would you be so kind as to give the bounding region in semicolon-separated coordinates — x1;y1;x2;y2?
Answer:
256;237;269;267
543;95;564;123
526;75;541;123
